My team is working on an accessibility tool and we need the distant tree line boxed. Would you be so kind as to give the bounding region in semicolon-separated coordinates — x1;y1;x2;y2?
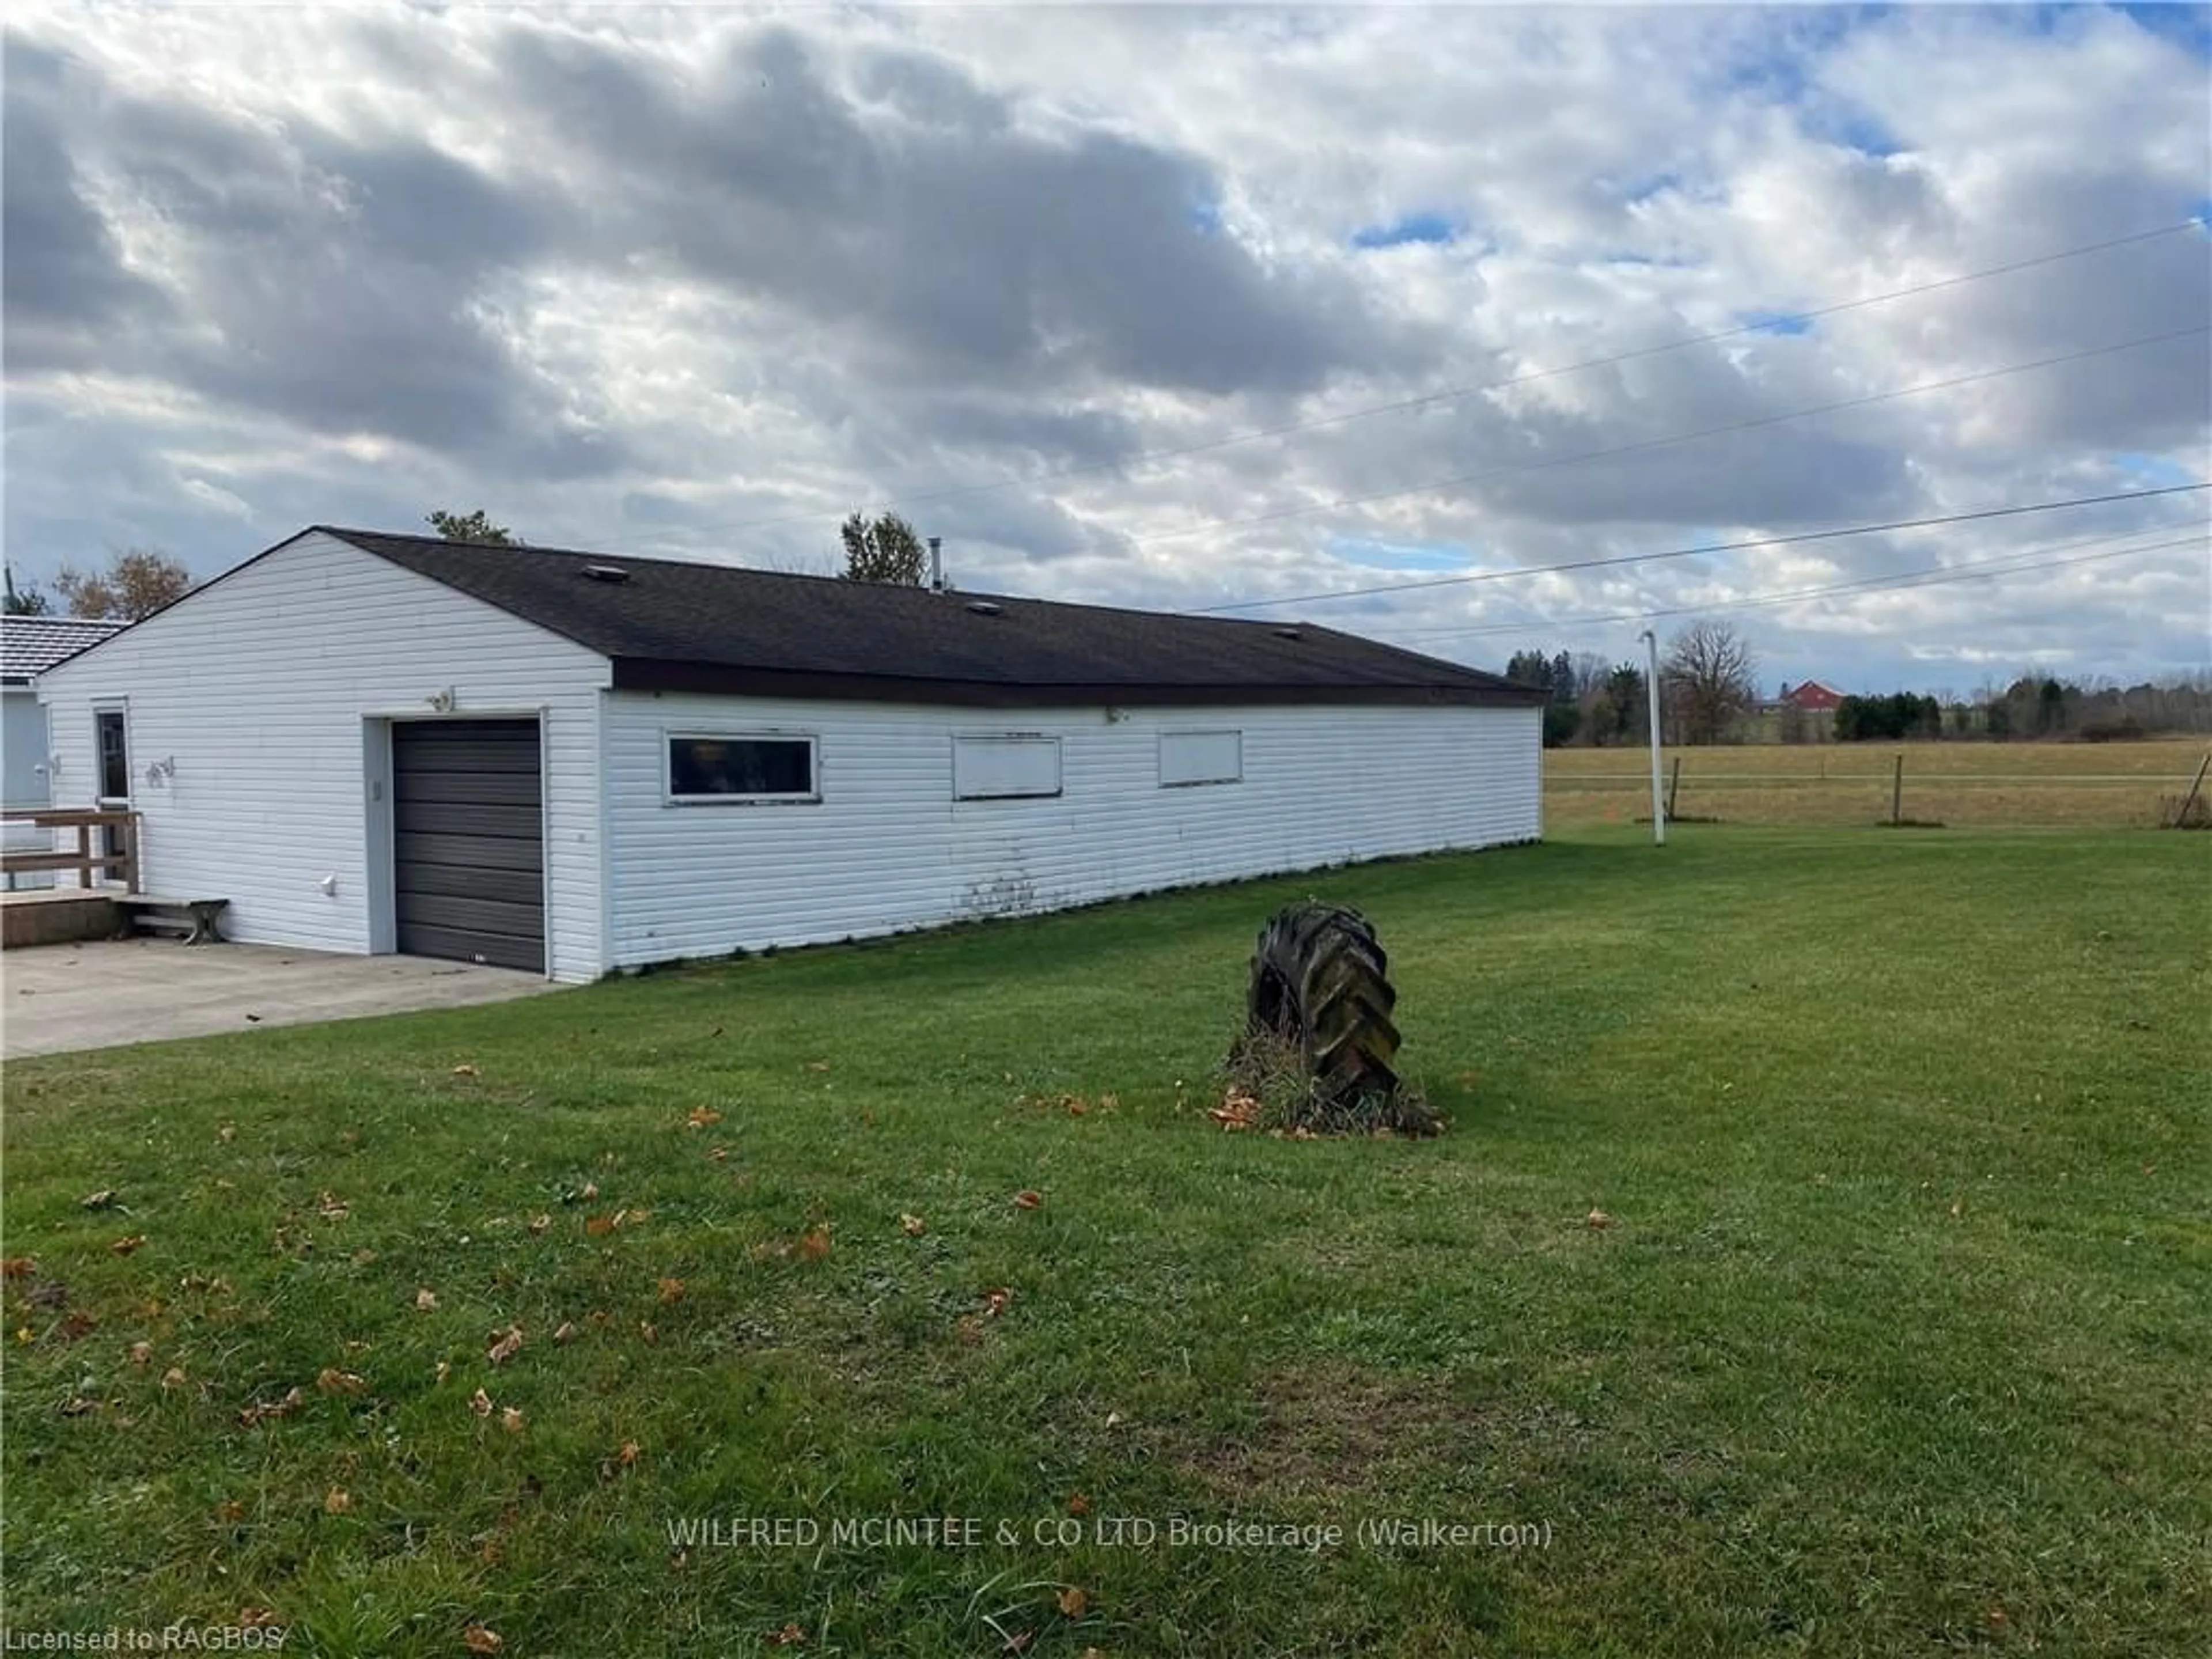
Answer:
1501;621;2211;745
1502;619;1758;748
1824;676;2212;742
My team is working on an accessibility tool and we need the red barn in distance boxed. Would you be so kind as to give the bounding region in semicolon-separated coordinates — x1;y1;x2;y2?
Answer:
1777;680;1844;711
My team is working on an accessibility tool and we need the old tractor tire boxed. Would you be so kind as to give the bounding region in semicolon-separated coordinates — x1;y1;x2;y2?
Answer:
1244;902;1402;1107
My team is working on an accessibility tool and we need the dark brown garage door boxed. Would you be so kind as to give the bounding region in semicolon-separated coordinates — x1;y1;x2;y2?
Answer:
393;719;545;974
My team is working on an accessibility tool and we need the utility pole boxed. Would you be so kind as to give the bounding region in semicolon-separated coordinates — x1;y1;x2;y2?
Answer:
1641;628;1665;847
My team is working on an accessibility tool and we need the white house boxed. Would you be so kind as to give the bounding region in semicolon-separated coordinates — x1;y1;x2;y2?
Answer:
3;616;127;889
37;528;1546;981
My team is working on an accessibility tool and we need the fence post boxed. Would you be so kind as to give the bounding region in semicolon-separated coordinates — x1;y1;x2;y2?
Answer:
2175;753;2211;829
1892;753;1904;827
1666;755;1681;820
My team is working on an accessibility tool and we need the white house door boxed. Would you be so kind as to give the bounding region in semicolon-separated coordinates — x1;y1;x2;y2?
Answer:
391;719;546;974
93;706;130;885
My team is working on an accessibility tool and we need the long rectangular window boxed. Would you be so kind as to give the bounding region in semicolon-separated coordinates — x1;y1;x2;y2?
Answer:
953;735;1061;800
1159;729;1242;787
667;734;817;802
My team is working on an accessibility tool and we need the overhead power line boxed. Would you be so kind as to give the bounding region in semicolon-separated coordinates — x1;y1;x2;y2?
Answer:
1183;479;2210;614
1169;325;2210;578
589;216;2208;551
1374;524;2210;646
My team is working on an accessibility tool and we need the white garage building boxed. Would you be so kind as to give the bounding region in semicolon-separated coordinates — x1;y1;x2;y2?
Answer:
37;527;1545;981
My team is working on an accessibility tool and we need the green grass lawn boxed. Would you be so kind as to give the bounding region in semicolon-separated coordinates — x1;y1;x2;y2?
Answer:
5;828;2208;1657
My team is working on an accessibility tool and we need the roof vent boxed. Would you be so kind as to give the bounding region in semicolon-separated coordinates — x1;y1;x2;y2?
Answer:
1272;626;1304;641
581;563;631;584
965;601;1003;618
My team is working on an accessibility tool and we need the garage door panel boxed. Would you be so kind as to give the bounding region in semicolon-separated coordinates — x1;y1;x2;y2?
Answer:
395;800;543;840
396;923;543;974
396;892;545;940
394;770;542;807
395;831;544;873
393;719;544;974
397;862;543;906
388;740;541;775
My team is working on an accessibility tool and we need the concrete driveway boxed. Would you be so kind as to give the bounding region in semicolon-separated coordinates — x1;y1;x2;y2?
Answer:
3;939;558;1059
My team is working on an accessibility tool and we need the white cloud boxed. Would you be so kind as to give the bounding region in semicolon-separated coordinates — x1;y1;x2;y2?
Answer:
3;2;2206;691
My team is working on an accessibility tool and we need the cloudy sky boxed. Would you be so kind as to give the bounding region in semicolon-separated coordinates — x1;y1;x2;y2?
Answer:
6;2;2208;694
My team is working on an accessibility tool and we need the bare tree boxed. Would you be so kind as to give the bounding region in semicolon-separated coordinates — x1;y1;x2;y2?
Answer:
53;548;195;620
1662;619;1758;745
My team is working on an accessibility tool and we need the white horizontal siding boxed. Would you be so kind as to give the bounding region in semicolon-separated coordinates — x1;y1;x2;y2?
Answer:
604;694;1539;968
37;533;609;982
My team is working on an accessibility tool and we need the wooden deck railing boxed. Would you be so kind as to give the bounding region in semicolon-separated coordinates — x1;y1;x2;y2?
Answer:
0;808;141;893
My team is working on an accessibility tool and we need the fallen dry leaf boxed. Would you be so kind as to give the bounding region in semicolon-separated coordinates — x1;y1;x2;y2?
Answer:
161;1368;188;1389
108;1235;149;1256
619;1438;642;1467
59;1310;98;1342
766;1624;807;1649
1;1257;35;1280
984;1287;1014;1318
1210;1089;1263;1131
435;1361;452;1384
1066;1493;1092;1516
553;1320;578;1344
462;1624;502;1654
452;1064;481;1080
501;1406;525;1434
469;1389;494;1419
1056;1586;1089;1618
899;1213;927;1237
317;1191;350;1221
580;1181;600;1200
657;1277;685;1305
798;1226;832;1260
324;1487;353;1515
1104;1411;1124;1429
707;1146;729;1162
217;1125;237;1143
1950;1198;1965;1219
585;1213;618;1237
1004;1630;1035;1654
638;1320;658;1345
955;1316;984;1346
1013;1191;1043;1210
528;1214;552;1236
687;1106;722;1128
215;1499;248;1522
239;1386;304;1428
804;1060;830;1073
129;1340;153;1367
351;1249;379;1266
81;1188;118;1210
415;1288;439;1312
487;1327;523;1366
61;1395;100;1417
317;1368;366;1396
1586;1209;1614;1230
237;1609;278;1628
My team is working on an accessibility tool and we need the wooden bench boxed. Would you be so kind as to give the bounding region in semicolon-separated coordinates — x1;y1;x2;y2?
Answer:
115;896;230;946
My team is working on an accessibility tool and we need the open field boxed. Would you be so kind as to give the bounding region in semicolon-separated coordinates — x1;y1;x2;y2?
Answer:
5;829;2209;1656
1545;736;2212;829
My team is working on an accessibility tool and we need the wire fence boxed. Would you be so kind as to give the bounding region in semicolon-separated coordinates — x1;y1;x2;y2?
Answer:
1543;750;2212;831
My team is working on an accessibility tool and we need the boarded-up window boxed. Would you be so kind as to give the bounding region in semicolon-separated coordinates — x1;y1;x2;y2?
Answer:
668;734;817;801
1159;729;1242;787
954;735;1062;800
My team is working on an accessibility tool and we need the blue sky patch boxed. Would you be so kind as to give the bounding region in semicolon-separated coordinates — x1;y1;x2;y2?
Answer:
1351;211;1459;251
1739;310;1815;337
2111;451;2199;488
1326;535;1474;573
